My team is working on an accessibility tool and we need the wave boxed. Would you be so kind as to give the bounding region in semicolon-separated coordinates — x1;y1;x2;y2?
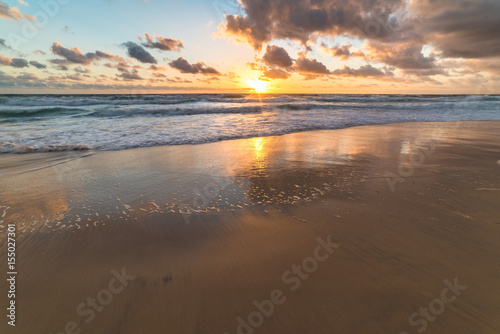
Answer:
0;94;498;116
0;142;91;154
3;98;495;119
88;105;265;117
1;94;499;154
0;107;90;118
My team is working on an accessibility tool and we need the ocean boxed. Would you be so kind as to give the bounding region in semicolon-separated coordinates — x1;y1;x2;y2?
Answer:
1;94;500;154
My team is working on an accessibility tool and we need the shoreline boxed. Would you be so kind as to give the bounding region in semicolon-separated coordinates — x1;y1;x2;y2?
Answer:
0;119;497;157
1;120;500;333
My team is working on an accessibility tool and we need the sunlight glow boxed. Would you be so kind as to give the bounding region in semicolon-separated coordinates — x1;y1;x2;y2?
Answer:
246;79;269;93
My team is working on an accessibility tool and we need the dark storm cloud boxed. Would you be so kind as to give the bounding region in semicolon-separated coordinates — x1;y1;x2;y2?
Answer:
141;33;183;52
29;61;47;69
169;57;221;75
262;45;293;68
122;42;157;64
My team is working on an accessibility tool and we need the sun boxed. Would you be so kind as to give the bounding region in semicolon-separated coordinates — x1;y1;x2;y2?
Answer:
246;79;269;93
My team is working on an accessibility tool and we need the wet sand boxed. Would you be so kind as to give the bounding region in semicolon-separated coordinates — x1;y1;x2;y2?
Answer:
1;121;500;334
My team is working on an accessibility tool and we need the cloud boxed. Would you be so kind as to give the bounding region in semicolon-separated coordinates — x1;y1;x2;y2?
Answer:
64;74;85;81
94;50;125;62
294;54;330;75
466;59;500;75
0;0;32;20
141;33;183;52
0;70;47;88
50;59;69;71
220;0;405;50
29;60;47;69
116;68;143;81
166;76;192;83
197;77;221;84
169;57;221;75
0;69;213;91
0;38;11;50
218;0;500;80
51;43;92;64
17;73;38;80
149;64;166;71
152;72;166;78
51;43;128;66
328;44;352;60
331;64;390;77
0;55;29;68
74;66;91;73
16;73;39;81
262;45;293;68
402;68;447;77
105;62;130;72
365;42;438;70
322;43;365;60
123;42;157;64
247;62;265;71
410;0;500;59
0;55;11;66
262;68;291;79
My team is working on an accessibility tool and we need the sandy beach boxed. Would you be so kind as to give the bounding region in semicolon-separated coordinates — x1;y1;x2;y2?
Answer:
1;121;500;334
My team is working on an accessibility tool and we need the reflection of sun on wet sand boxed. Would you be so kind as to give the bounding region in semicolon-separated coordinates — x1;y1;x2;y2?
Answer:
1;121;500;334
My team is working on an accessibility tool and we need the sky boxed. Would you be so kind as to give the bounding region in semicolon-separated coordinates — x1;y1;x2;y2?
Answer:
0;0;499;94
